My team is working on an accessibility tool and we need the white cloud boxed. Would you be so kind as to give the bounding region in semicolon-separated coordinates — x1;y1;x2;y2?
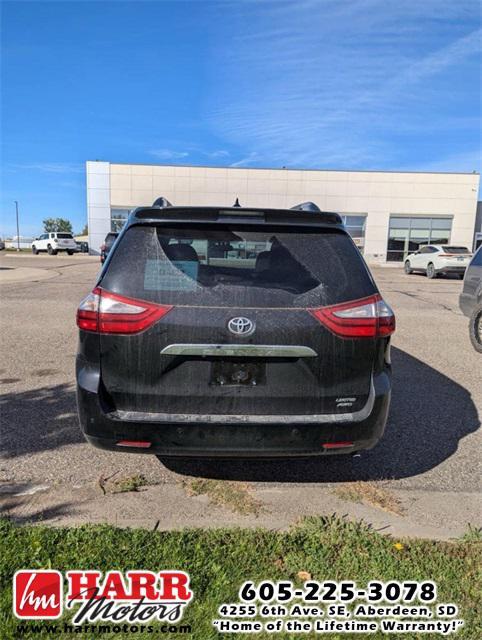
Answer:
203;150;230;158
230;152;260;167
407;149;481;174
149;149;189;160
381;27;481;91
9;163;83;174
206;1;481;169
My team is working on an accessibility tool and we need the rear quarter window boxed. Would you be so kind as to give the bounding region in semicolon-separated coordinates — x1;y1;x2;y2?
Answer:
100;224;377;308
442;246;470;254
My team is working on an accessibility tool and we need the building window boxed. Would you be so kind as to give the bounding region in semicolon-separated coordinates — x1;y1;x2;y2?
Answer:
341;214;366;252
387;216;452;262
111;208;131;232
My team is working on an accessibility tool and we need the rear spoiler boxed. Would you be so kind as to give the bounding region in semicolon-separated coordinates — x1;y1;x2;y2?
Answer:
133;196;343;226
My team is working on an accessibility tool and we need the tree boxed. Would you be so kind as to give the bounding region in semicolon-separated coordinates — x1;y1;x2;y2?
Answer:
43;218;73;234
80;224;88;236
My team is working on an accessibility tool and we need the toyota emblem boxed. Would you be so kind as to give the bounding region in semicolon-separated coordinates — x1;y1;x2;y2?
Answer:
227;317;255;336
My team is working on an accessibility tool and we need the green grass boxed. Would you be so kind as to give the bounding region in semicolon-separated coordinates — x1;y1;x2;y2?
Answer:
0;516;480;639
459;524;482;543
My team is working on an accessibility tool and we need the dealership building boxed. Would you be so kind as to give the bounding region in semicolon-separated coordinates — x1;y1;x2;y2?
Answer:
86;161;480;264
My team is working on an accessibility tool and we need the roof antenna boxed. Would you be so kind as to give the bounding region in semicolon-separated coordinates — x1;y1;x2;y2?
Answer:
233;197;241;207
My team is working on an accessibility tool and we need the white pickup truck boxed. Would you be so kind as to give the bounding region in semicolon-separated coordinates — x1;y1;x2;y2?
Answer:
31;232;79;255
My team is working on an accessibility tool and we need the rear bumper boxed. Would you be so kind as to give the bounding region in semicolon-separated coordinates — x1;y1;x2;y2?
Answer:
76;365;391;457
436;265;466;274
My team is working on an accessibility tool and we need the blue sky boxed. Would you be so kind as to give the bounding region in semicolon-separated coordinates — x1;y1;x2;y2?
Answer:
1;0;481;237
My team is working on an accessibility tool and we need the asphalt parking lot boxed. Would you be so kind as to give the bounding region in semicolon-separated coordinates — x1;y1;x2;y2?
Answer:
0;251;480;538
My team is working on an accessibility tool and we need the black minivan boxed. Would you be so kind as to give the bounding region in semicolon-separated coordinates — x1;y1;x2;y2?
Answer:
76;200;395;457
100;232;119;264
459;245;482;353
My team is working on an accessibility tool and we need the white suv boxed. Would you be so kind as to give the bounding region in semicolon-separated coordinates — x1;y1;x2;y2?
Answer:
31;232;79;255
404;244;472;279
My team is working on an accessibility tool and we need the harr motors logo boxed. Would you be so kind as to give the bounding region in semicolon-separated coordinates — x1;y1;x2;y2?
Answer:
14;570;63;619
14;569;193;624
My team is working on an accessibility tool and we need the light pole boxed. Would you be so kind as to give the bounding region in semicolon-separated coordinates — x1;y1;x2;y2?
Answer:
14;201;20;251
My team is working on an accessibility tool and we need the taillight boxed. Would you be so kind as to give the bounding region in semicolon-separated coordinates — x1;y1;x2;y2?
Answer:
76;289;100;332
76;287;172;334
309;294;395;339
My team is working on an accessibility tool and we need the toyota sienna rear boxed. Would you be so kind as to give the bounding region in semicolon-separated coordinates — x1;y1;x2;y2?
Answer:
76;200;395;456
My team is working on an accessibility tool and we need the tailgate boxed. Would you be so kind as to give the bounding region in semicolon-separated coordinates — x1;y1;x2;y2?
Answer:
98;221;379;419
100;305;375;417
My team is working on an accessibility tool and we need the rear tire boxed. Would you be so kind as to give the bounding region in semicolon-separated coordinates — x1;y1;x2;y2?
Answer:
31;246;39;255
404;260;412;274
426;263;437;279
67;250;74;255
469;304;482;353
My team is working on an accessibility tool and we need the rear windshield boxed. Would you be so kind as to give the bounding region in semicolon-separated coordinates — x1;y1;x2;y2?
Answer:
57;233;73;239
442;246;470;254
100;224;376;307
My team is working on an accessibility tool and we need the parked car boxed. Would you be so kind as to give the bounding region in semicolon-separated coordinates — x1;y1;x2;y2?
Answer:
31;232;79;255
0;238;5;251
459;246;482;353
76;199;395;457
76;240;89;253
100;232;119;263
404;245;472;279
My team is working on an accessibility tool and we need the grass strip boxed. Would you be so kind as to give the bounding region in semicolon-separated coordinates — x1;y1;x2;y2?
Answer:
0;516;480;639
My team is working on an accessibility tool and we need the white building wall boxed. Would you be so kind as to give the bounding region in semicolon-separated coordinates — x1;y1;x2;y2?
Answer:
86;161;110;254
86;161;480;261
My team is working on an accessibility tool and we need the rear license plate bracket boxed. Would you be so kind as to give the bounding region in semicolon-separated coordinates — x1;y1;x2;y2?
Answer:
210;360;266;386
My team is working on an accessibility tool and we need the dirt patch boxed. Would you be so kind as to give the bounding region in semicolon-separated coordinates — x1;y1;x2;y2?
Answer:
335;481;404;515
98;473;150;494
32;369;60;377
181;478;263;516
